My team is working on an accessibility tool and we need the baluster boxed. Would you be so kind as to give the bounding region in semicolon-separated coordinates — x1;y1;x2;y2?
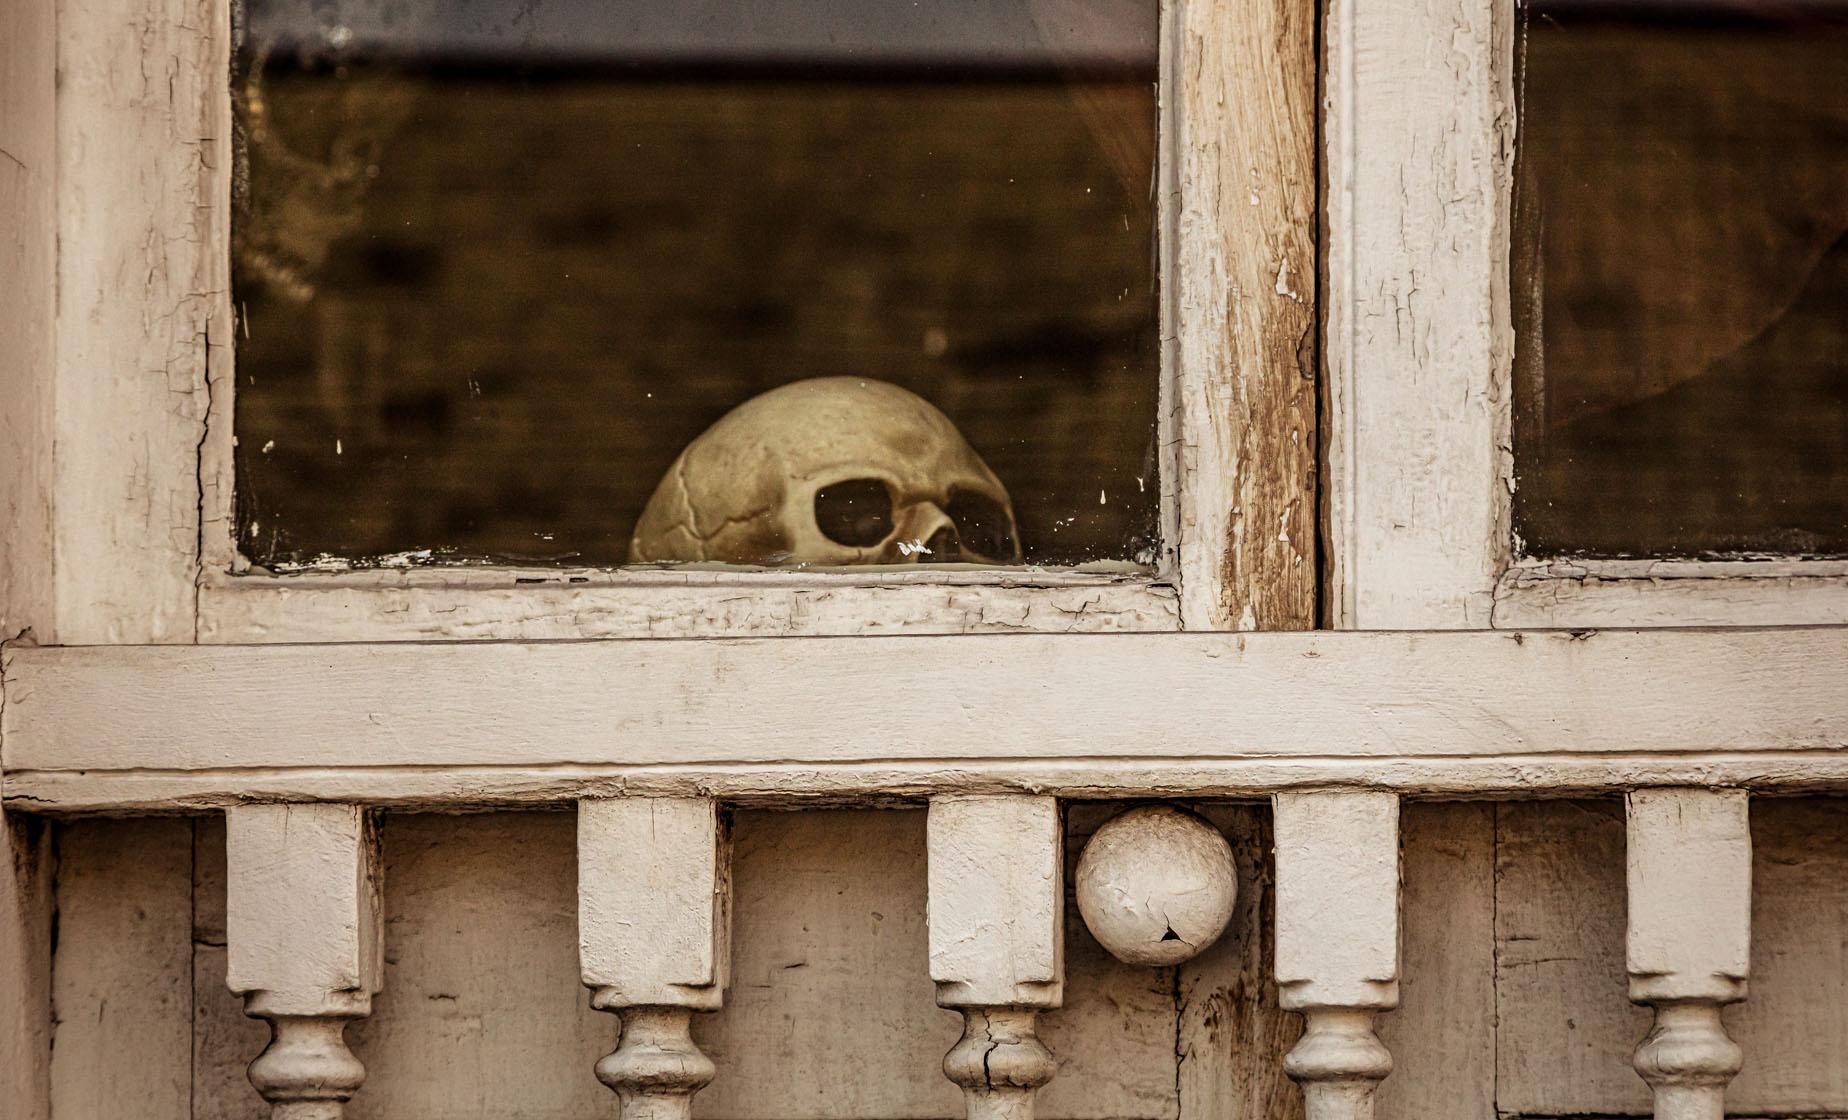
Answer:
926;795;1063;1120
578;798;731;1120
1273;791;1400;1120
225;804;383;1120
1627;789;1751;1120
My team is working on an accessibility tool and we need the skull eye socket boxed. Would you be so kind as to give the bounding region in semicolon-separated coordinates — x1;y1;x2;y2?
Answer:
947;488;1016;561
814;478;895;548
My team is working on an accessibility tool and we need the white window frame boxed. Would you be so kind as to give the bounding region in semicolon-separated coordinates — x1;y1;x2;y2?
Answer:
6;2;1848;1117
2;0;1320;648
1321;0;1848;632
21;0;1836;647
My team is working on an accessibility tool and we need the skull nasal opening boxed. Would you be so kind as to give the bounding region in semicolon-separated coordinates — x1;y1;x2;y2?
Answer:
924;524;961;559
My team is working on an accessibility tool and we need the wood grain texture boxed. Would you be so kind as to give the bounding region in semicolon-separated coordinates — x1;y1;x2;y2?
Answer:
8;629;1847;812
182;810;1180;1119
0;811;53;1120
1626;790;1751;1004
1274;792;1398;1011
226;803;381;1016
49;818;194;1120
928;795;1063;1008
1168;0;1317;631
1494;799;1645;1116
578;798;727;1008
55;0;230;643
0;0;56;644
1375;803;1495;1120
1177;804;1301;1120
1496;561;1848;629
1323;0;1517;629
199;574;1180;642
1499;797;1848;1117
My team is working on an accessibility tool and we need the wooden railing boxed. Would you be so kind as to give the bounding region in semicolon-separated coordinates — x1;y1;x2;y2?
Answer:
3;627;1840;1120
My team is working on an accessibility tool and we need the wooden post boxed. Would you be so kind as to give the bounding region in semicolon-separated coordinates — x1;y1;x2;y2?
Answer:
578;798;730;1120
1627;789;1751;1120
225;805;383;1120
1274;791;1400;1120
927;795;1063;1120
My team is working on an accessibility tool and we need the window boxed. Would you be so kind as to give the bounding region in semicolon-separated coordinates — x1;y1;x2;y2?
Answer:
1509;0;1847;559
233;0;1162;571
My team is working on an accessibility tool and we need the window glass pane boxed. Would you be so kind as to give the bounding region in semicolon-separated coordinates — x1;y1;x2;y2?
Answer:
1511;0;1847;557
232;0;1159;571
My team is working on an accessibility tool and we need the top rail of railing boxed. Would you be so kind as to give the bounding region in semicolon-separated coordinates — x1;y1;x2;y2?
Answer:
4;628;1845;813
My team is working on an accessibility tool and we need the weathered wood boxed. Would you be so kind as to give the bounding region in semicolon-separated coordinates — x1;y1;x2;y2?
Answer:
1274;792;1400;1120
1375;803;1495;1120
50;818;194;1120
184;810;1181;1119
1322;0;1517;629
1496;799;1650;1115
0;811;53;1120
0;1;57;1104
226;804;383;1120
0;0;56;645
928;795;1063;1120
1168;0;1317;631
1496;560;1848;629
55;0;229;642
199;571;1180;642
8;629;1848;812
1627;790;1750;1120
579;798;730;1120
1177;804;1300;1120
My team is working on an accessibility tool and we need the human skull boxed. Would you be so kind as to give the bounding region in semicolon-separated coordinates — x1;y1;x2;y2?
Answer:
629;378;1021;566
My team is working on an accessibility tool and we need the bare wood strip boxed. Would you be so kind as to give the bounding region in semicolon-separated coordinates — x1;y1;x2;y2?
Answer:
1169;0;1317;631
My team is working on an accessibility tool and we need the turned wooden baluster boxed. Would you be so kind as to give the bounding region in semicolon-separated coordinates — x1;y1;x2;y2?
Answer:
578;798;731;1120
927;795;1063;1120
1273;791;1400;1120
226;804;383;1120
1627;789;1751;1120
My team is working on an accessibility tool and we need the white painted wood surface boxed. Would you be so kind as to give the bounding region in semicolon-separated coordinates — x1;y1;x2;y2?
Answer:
1322;0;1517;630
226;804;383;1120
1626;790;1751;1120
928;796;1063;1120
579;798;731;1120
50;818;194;1120
56;802;1848;1120
1496;560;1848;629
199;571;1180;642
1375;803;1495;1120
179;810;1179;1120
0;0;56;647
54;0;229;644
7;629;1847;811
1273;792;1399;1120
0;811;53;1120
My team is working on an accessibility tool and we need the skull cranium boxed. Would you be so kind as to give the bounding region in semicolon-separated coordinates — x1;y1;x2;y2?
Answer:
629;377;1021;566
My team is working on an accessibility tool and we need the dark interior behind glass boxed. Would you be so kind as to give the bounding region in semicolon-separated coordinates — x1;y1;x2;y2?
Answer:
233;0;1159;570
1511;0;1847;557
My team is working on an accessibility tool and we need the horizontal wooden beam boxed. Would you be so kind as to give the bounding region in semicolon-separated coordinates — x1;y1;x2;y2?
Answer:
4;628;1845;812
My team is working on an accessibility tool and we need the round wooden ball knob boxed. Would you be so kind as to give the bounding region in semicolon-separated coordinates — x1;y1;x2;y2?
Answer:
1076;806;1237;966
